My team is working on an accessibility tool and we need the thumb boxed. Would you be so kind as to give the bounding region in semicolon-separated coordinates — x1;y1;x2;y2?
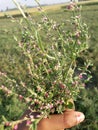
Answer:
37;110;85;130
63;110;85;129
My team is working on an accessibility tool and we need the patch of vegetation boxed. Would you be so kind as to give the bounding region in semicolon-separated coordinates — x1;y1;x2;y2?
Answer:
0;1;98;129
69;87;98;130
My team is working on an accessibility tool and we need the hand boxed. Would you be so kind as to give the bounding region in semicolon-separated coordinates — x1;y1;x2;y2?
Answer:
14;109;85;130
37;109;85;130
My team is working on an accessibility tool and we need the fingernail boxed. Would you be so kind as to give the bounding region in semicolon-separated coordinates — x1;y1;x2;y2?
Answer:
76;113;85;123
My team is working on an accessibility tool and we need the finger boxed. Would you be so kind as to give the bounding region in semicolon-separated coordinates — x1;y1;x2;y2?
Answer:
63;110;85;128
37;110;85;130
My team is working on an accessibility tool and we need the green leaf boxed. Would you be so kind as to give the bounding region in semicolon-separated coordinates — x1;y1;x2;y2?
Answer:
0;125;4;130
35;31;45;52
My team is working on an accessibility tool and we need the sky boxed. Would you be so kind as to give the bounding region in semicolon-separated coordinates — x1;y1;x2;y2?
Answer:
0;0;70;11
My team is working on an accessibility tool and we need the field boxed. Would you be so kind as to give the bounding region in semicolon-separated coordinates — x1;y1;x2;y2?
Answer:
0;0;98;130
0;0;98;84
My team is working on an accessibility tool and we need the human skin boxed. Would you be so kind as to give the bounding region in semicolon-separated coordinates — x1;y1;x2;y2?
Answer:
13;109;85;130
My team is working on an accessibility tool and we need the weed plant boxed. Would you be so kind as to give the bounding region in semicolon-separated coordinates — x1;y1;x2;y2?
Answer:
0;1;91;130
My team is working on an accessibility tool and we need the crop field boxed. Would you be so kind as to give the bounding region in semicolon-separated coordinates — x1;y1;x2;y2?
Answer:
0;0;98;84
0;0;98;129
